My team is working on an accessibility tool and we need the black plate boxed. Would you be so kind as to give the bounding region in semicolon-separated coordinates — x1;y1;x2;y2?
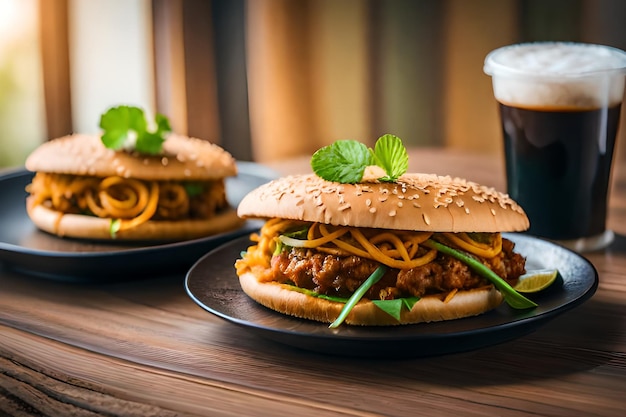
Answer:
0;163;277;281
185;234;598;358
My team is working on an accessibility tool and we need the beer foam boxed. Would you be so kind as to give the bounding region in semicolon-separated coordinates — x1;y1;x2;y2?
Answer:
484;43;626;108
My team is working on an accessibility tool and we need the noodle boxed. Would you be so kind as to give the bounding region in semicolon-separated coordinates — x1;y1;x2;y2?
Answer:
241;219;504;273
442;232;502;258
27;172;222;233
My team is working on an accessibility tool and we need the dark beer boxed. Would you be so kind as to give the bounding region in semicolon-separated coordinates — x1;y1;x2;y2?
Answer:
499;103;621;240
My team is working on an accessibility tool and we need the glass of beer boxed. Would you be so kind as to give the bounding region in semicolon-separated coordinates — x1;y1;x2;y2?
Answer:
484;42;626;252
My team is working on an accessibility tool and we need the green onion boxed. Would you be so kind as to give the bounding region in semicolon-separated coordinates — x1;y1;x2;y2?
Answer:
423;239;537;309
278;235;309;248
329;265;388;328
109;219;121;238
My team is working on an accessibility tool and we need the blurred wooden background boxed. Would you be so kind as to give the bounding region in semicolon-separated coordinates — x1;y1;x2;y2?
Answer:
2;0;626;167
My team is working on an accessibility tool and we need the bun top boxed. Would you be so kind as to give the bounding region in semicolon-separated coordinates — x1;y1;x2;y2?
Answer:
238;173;529;233
25;134;237;180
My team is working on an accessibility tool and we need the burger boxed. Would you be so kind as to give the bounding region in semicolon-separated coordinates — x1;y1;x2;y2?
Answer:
24;106;242;241
235;136;535;327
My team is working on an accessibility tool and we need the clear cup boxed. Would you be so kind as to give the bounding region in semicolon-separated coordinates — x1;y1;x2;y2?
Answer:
484;42;626;252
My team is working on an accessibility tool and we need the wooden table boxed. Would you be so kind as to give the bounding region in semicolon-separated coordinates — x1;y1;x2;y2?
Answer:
1;148;625;416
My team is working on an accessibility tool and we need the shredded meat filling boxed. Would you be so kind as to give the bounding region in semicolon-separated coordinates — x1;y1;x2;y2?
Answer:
270;238;526;300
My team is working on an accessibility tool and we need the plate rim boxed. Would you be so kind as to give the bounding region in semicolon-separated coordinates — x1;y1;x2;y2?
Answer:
0;163;276;280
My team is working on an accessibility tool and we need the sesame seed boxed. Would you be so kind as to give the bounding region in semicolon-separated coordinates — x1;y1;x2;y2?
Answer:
369;207;377;213
339;203;351;211
162;157;169;166
366;198;372;207
422;213;431;225
389;210;396;216
465;207;470;214
491;208;497;216
379;196;388;202
413;202;421;208
397;202;403;208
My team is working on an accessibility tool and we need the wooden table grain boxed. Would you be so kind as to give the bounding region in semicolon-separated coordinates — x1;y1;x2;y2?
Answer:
1;148;626;417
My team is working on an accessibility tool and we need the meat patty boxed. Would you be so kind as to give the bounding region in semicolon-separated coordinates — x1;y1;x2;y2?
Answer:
270;238;526;299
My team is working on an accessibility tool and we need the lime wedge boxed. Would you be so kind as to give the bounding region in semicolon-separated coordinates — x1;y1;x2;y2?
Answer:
514;269;559;293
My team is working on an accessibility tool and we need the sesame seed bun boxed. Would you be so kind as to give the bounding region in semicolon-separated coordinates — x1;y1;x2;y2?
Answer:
235;172;528;326
238;271;503;326
24;133;241;241
237;173;529;233
25;133;237;180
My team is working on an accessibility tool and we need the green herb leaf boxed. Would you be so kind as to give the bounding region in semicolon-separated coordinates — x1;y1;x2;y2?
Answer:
371;134;409;182
135;132;165;155
311;140;373;183
423;239;537;309
372;296;420;321
372;299;403;320
329;265;388;328
99;105;171;155
310;135;409;184
401;296;420;311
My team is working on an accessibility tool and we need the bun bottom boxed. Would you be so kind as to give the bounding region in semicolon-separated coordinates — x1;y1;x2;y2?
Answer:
27;202;244;241
238;271;504;326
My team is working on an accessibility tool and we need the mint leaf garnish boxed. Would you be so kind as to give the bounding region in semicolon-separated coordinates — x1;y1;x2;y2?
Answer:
311;140;373;184
310;135;408;184
371;134;409;182
99;105;171;155
135;132;165;155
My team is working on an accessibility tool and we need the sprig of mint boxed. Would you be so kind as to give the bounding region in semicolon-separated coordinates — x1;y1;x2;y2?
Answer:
99;105;171;155
311;134;408;183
